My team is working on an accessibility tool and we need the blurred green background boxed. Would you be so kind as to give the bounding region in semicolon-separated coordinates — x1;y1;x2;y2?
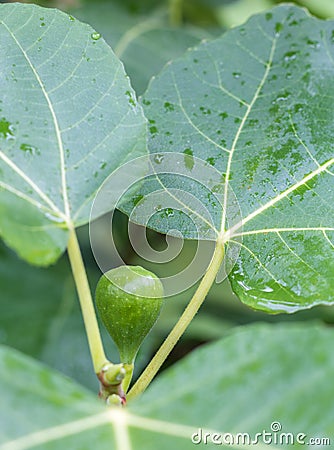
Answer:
1;0;334;392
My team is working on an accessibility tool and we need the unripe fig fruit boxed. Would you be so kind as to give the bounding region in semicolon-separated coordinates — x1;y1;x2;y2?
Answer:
95;266;164;364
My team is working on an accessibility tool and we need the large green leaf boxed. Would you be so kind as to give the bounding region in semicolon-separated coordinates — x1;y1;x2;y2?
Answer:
138;5;334;312
0;345;113;450
1;323;333;449
0;3;147;266
134;323;334;448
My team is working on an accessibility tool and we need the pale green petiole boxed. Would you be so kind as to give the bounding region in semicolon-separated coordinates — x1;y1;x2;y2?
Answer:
67;228;109;374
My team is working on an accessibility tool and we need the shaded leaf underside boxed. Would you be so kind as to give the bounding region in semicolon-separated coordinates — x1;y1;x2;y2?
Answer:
0;3;147;265
139;5;334;312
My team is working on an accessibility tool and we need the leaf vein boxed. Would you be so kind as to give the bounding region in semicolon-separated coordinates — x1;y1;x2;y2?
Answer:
221;36;278;233
226;158;334;239
1;21;71;221
171;70;230;154
0;151;65;219
276;231;320;275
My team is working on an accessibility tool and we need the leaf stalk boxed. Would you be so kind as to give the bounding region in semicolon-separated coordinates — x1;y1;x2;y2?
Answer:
67;228;109;373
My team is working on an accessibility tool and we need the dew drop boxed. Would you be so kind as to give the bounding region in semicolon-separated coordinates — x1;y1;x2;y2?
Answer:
132;194;144;206
237;279;252;291
164;102;174;112
91;32;101;40
199;106;211;115
219;112;228;120
206;157;215;166
153;154;164;164
261;285;274;293
164;208;174;218
183;148;194;170
275;22;283;36
0;118;15;141
284;51;297;62
294;103;303;113
125;90;136;107
307;39;320;49
20;143;39;156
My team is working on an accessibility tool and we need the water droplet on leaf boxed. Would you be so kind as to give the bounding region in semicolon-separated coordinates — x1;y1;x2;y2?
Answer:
183;148;194;170
125;90;136;107
164;102;174;112
164;208;174;218
284;51;297;62
20;143;39;156
91;32;101;40
206;157;215;166
275;22;283;36
153;154;164;164
0;118;15;141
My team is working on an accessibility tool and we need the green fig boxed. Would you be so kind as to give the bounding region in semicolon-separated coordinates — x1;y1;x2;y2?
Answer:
95;266;164;365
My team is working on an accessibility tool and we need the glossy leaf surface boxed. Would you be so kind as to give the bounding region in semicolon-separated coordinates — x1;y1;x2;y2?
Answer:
0;3;146;265
139;5;334;312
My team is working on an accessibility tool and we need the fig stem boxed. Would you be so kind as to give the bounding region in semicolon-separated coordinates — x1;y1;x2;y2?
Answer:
67;227;109;373
122;364;134;394
127;238;225;400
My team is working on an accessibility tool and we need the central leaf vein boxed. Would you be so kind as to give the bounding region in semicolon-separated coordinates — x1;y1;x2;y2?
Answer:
221;36;278;234
2;21;71;222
